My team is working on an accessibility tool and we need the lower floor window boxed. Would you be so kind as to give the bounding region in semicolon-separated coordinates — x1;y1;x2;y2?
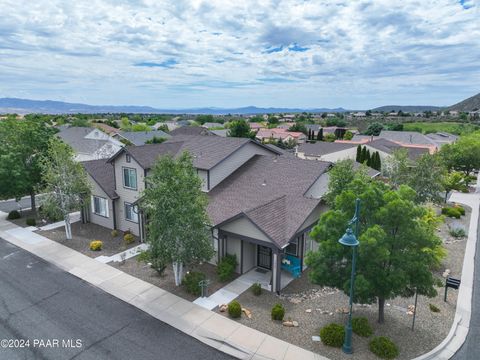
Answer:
92;196;108;217
125;202;138;223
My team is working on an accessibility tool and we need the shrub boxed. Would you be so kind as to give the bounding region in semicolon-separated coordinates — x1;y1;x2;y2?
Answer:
90;240;103;251
369;336;399;359
271;303;285;321
124;233;135;244
136;250;166;275
251;282;262;296
7;210;21;220
441;207;461;219
182;271;206;296
320;323;345;348
217;254;237;282
449;227;466;238
228;300;242;318
25;218;36;226
352;317;373;337
111;229;119;237
453;204;466;216
429;303;440;313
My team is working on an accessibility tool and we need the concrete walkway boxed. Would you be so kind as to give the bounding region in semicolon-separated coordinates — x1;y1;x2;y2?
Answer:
37;211;81;231
0;211;326;360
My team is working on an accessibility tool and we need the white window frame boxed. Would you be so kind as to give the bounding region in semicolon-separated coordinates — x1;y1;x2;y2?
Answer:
122;167;137;190
285;237;298;256
125;202;139;223
92;196;109;218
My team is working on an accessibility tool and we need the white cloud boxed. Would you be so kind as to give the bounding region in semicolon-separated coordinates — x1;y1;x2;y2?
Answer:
0;0;478;108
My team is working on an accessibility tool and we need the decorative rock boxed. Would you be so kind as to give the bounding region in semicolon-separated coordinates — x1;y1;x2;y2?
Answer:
336;307;349;314
305;309;312;313
386;303;391;307
329;312;333;316
292;321;299;327
406;304;415;315
443;269;451;278
242;307;252;319
312;336;321;342
219;304;228;312
283;321;294;327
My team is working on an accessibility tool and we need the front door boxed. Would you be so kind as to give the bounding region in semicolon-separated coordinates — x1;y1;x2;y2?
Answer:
257;245;272;269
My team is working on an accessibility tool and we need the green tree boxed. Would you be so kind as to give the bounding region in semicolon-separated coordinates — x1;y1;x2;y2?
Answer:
323;133;336;142
365;149;372;167
442;171;467;202
364;122;384;136
344;131;354;140
360;146;367;164
39;139;91;240
325;159;368;205
306;178;445;323
440;134;480;177
195;115;214;125
228;119;256;139
407;154;446;203
131;123;151;132
382;149;411;187
145;136;167;144
317;128;323;141
288;123;308;134
120;117;131;130
0;117;57;213
140;152;214;286
356;145;362;163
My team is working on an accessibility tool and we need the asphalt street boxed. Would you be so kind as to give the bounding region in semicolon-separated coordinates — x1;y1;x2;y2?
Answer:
0;237;233;360
451;202;480;360
0;195;43;213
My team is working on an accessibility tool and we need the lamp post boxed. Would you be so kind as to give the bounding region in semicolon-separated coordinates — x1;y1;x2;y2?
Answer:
338;198;360;355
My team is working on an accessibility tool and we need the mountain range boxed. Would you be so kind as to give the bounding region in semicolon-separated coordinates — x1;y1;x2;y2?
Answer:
0;92;478;115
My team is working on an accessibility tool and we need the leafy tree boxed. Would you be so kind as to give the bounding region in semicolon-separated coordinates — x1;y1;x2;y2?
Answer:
386;123;403;131
344;131;354;140
288;123;308;134
267;115;279;125
131;123;151;132
39;139;91;239
145;136;167;144
155;124;169;132
70;118;90;127
120;117;131;130
440;134;480;177
0;117;57;213
249;115;264;123
323;133;336;142
140;152;214;286
306;177;445;323
382;149;411;187
195;114;214;125
364;122;384;136
325;159;369;205
407;154;445;203
228;119;256;139
442;171;467;202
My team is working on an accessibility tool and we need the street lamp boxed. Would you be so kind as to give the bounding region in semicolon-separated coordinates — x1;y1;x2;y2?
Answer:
338;198;360;354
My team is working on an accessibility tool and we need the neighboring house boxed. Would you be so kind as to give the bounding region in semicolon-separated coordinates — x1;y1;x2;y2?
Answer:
169;126;214;136
57;126;123;162
249;123;263;130
93;123;122;136
255;128;306;143
378;130;456;149
202;122;224;129
210;129;229;137
114;130;171;146
305;124;322;137
154;121;177;131
83;135;333;292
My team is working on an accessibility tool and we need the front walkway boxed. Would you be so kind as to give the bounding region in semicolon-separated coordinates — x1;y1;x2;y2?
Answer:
193;268;295;310
0;210;323;360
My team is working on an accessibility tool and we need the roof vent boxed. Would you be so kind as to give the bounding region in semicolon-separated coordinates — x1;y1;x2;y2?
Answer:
261;179;267;186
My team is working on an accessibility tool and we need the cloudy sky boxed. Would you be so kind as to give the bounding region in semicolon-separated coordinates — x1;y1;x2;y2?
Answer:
0;0;479;109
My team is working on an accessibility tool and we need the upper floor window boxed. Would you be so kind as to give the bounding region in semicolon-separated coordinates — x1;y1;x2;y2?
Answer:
92;196;108;217
123;167;137;190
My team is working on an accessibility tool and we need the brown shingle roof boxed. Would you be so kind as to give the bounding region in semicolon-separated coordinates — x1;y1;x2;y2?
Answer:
367;138;429;160
298;142;357;156
82;159;118;199
208;155;330;248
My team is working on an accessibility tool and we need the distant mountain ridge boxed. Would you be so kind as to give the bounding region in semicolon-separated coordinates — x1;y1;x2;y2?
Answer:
448;92;480;112
371;105;442;112
0;98;347;115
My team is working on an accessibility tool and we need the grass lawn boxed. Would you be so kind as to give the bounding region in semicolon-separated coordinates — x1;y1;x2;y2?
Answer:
403;122;480;135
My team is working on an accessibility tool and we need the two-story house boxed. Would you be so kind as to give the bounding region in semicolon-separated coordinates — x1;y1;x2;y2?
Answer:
82;135;332;292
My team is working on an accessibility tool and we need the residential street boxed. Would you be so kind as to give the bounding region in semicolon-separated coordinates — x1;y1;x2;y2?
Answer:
0;195;44;213
451;200;480;360
0;237;232;360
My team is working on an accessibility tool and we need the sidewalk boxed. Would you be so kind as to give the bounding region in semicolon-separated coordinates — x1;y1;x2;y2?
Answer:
0;211;325;360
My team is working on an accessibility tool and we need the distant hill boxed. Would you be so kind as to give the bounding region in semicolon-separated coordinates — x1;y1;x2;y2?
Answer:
0;98;348;115
371;105;442;112
448;92;480;112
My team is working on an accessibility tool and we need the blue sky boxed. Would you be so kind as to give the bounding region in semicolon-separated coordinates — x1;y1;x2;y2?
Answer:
0;0;478;109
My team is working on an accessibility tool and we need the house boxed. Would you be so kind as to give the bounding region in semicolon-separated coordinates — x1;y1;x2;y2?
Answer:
169;126;214;136
249;122;263;130
255;128;307;143
113;130;171;146
154;121;177;131
210;129;229;137
93;123;122;136
57;126;123;162
83;135;332;292
378;130;456;149
305;124;322;137
202;122;224;129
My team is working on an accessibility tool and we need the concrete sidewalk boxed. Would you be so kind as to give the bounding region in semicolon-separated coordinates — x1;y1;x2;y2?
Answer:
0;211;326;360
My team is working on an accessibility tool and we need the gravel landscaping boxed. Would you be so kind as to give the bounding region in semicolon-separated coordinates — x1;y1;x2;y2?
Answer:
7;209;56;228
110;258;239;302
216;205;471;360
37;222;139;258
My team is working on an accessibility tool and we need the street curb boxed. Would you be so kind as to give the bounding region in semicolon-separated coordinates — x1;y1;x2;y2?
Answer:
411;193;480;360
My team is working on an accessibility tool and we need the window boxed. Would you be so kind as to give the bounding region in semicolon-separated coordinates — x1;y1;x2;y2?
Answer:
92;196;108;217
123;167;137;189
126;154;131;163
125;202;138;223
285;238;298;256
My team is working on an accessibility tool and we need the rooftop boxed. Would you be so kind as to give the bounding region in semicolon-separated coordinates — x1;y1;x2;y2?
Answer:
83;159;118;199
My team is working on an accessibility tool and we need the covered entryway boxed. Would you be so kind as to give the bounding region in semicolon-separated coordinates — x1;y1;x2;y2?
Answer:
257;245;272;269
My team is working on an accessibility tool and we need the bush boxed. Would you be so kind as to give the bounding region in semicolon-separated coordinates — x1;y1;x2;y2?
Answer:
449;227;466;238
182;271;205;296
228;300;242;318
453;204;465;215
251;282;262;296
124;233;135;244
25;218;36;226
441;207;461;218
111;229;118;237
90;240;103;251
352;317;373;337
429;303;440;313
320;323;345;348
271;303;285;321
369;336;399;359
217;254;237;282
7;210;21;220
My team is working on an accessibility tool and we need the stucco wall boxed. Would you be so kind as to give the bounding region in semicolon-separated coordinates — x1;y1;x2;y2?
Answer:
220;216;272;244
225;236;242;273
242;242;256;273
